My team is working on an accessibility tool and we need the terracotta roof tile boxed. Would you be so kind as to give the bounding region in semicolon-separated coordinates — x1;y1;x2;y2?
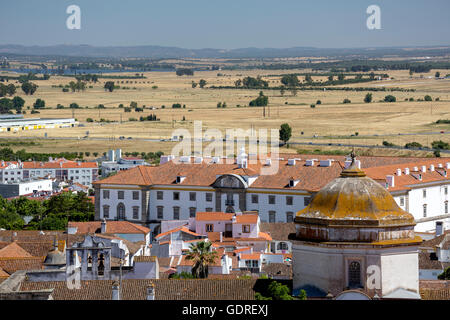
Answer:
235;214;258;224
260;222;296;241
68;221;150;235
0;242;33;258
196;212;234;221
155;226;199;239
240;253;261;260
20;279;260;300
0;257;44;274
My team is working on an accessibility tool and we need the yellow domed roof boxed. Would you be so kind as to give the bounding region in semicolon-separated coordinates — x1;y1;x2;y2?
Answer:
296;164;415;227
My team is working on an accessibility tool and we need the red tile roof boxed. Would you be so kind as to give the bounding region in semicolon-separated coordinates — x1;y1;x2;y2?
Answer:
92;155;450;193
0;159;97;170
196;212;234;221
240;253;261;260
68;221;150;235
154;226;200;239
0;242;33;258
235;214;258;224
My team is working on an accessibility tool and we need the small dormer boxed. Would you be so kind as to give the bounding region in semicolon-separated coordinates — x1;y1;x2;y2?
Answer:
289;177;299;188
176;174;186;184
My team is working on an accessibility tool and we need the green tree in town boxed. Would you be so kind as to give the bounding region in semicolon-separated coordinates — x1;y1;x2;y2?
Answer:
186;241;218;279
255;281;296;300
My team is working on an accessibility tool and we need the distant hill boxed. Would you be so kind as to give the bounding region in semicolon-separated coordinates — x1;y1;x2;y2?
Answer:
0;44;449;59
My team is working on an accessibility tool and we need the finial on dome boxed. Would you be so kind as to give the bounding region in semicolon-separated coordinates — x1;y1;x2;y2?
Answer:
341;150;365;177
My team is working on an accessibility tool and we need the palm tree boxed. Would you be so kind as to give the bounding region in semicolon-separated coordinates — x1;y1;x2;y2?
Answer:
185;241;218;279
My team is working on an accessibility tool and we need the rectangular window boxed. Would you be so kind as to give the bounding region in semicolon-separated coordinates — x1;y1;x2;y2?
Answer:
206;207;213;212
423;190;427;198
103;206;109;218
286;212;294;222
206;193;213;202
132;206;139;219
400;197;405;206
423;204;427;217
173;207;180;220
269;211;276;223
445;201;448;214
173;192;180;201
157;191;163;200
445;187;448;195
242;225;250;233
189;207;196;218
206;224;214;232
189;192;196;201
157;206;164;219
268;195;275;205
286;196;293;206
132;191;139;200
118;191;124;200
252;194;258;204
304;197;311;206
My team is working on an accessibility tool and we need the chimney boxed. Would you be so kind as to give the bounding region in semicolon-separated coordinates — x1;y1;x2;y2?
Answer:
101;219;107;233
430;165;435;172
438;164;443;168
146;283;155;300
421;166;426;173
405;168;410;175
413;166;418;172
112;281;120;300
266;159;272;166
436;221;443;237
396;169;402;176
288;159;296;166
446;163;450;170
219;232;223;242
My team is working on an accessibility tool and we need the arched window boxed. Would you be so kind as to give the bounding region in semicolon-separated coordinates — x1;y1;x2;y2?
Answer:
117;203;126;220
348;261;362;288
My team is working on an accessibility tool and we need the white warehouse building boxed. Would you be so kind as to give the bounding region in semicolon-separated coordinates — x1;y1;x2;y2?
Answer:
0;117;78;132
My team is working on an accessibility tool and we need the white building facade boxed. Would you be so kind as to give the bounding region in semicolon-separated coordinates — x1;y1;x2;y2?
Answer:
94;154;450;234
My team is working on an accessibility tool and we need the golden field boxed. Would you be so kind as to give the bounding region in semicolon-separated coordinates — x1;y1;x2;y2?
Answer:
1;68;449;157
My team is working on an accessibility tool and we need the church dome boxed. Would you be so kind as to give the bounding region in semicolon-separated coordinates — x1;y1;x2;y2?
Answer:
295;160;417;243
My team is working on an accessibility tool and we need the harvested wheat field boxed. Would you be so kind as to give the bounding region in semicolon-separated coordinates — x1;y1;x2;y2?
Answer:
2;68;449;156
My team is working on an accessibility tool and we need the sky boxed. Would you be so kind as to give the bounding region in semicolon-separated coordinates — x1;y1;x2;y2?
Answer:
0;0;449;49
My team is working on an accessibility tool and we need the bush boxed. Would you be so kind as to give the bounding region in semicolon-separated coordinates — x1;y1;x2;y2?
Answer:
384;95;396;102
405;142;422;149
343;98;351;104
86;118;94;123
316;100;321;105
249;91;268;107
432;140;450;150
424;95;432;101
56;104;64;109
